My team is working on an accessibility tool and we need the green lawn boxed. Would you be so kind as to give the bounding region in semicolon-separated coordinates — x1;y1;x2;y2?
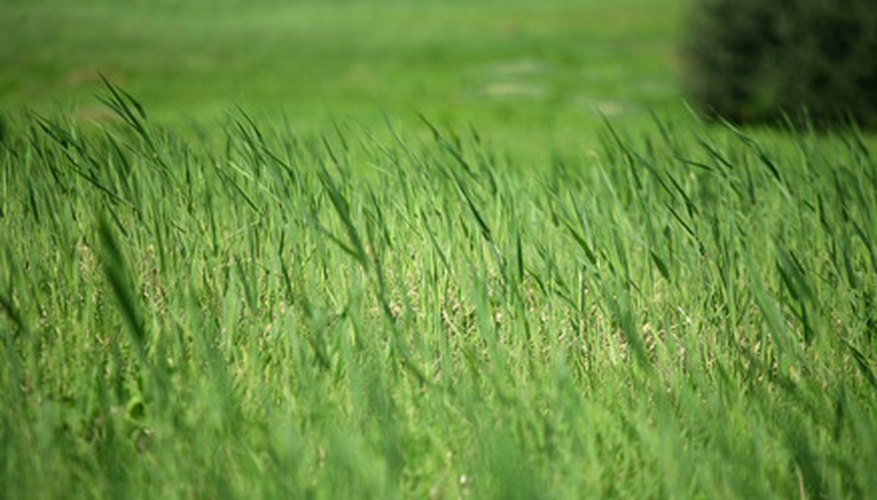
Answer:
2;1;876;499
1;0;686;152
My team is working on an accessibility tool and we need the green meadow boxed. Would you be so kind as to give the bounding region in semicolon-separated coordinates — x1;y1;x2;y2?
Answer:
1;0;685;153
1;0;876;498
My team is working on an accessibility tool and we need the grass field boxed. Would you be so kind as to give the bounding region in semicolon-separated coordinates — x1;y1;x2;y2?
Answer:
2;0;877;498
1;0;685;154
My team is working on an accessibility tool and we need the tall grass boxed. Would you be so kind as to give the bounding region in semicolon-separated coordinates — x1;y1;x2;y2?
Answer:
1;86;875;498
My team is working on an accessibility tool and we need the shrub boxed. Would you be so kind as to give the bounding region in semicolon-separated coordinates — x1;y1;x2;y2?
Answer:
681;0;877;127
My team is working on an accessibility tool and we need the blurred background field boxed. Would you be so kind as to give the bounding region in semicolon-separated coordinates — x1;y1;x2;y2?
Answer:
0;0;687;152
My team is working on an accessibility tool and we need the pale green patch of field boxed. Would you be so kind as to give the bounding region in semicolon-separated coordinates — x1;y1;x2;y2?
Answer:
0;0;686;154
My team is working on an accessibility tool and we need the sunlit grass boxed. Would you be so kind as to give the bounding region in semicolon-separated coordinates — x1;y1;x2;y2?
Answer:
0;0;686;157
1;83;875;498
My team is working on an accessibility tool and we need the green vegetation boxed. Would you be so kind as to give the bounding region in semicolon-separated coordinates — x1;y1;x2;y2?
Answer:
682;0;877;126
2;0;877;498
0;0;685;153
2;83;876;498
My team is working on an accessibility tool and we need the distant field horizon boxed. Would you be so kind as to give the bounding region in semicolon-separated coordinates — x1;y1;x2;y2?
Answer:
1;0;690;151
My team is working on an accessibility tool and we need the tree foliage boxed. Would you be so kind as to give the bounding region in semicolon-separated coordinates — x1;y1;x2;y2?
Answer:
682;0;877;127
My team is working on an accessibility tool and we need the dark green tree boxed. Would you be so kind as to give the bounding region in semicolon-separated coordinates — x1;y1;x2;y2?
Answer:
681;0;877;127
